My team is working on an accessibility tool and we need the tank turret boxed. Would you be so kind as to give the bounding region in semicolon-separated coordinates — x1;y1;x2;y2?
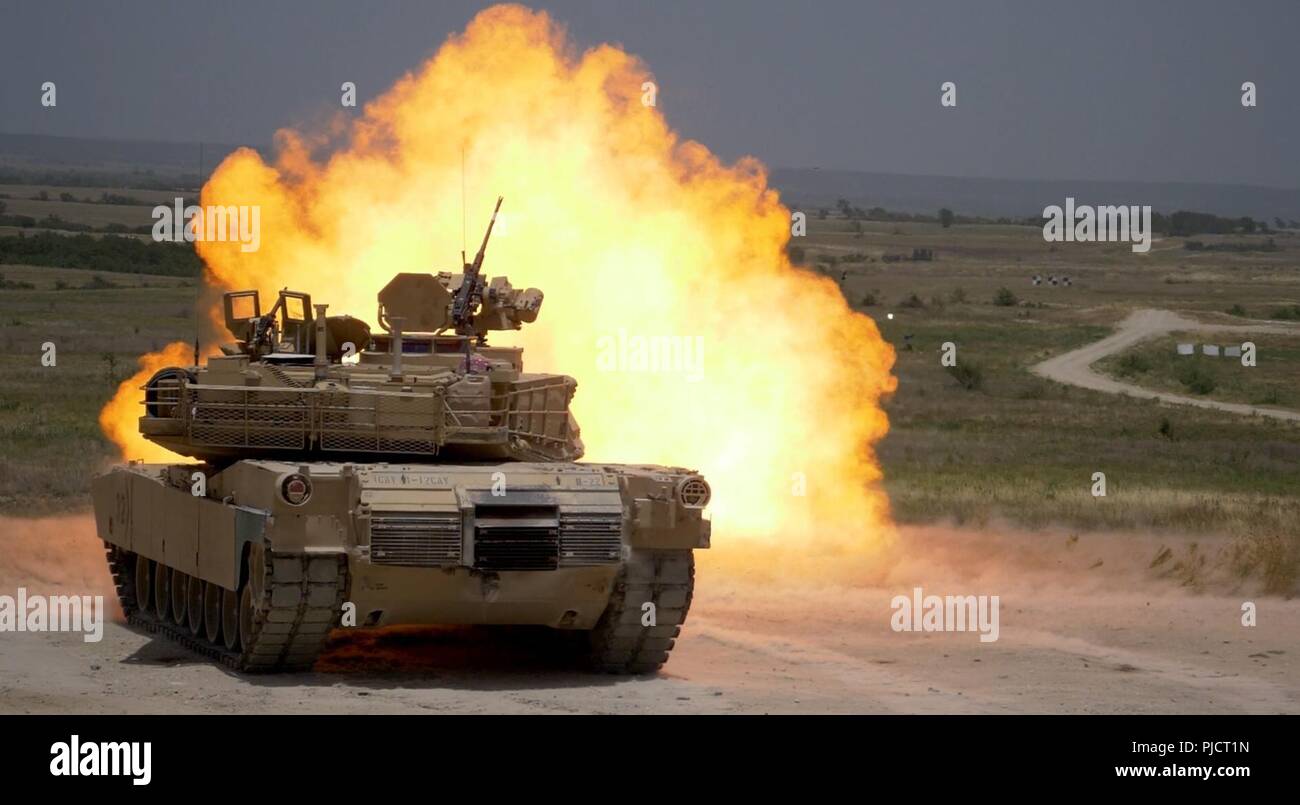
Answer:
139;198;580;464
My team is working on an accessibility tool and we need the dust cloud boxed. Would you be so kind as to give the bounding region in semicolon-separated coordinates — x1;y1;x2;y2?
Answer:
0;515;118;613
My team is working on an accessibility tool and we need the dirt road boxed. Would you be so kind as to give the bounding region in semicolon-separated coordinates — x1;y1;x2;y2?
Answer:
1;515;1295;714
1031;308;1300;421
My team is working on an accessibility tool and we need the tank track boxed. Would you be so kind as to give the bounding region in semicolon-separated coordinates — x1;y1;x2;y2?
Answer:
105;542;347;673
589;549;694;673
105;544;139;613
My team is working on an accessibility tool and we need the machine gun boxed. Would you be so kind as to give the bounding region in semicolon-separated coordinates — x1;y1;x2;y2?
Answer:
451;196;503;341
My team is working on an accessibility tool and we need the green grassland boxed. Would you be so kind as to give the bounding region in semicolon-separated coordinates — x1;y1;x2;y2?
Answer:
1095;332;1300;407
0;263;196;511
2;192;1300;571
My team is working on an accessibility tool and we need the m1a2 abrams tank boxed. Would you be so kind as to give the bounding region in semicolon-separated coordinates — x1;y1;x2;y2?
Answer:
92;198;711;673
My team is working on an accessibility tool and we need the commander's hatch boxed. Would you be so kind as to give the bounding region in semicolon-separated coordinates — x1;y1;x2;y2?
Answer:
223;290;261;343
221;288;314;357
275;290;313;353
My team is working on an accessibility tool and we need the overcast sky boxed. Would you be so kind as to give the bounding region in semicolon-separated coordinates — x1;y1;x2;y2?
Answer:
1;0;1295;187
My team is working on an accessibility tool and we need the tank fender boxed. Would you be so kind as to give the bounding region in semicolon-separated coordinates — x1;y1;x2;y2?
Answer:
231;506;269;590
618;470;711;550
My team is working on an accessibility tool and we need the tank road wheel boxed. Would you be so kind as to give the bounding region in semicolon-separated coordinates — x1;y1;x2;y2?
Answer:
204;583;223;644
135;555;153;615
238;584;256;652
115;543;347;672
188;578;205;636
221;588;241;651
238;545;266;657
154;563;172;621
171;571;190;626
589;549;695;674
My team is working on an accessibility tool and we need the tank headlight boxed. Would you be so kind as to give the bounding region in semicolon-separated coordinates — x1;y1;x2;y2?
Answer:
281;473;312;506
676;476;711;508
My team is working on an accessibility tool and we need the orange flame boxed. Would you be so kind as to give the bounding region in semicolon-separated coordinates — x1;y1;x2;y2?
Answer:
99;341;194;463
101;4;897;549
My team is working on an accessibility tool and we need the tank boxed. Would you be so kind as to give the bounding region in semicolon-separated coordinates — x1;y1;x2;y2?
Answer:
92;198;711;673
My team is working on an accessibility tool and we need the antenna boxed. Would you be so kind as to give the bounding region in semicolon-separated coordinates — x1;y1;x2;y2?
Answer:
460;145;467;265
193;141;204;366
462;146;473;266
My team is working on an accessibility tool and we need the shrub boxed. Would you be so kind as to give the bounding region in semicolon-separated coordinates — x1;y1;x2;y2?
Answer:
0;272;35;290
946;361;984;391
1251;386;1283;406
1016;382;1047;400
1178;363;1216;394
992;287;1018;306
83;274;119;290
898;293;926;309
1116;352;1151;376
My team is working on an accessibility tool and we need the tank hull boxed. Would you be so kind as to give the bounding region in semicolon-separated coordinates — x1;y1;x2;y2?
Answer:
92;459;709;672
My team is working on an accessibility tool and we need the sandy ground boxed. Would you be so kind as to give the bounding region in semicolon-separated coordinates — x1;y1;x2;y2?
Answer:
1032;308;1300;421
0;514;1295;714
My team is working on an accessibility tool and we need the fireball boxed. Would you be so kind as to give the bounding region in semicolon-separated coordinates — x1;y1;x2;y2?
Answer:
101;4;897;551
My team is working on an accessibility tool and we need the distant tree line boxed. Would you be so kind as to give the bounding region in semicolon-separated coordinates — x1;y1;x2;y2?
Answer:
0;272;36;289
1039;209;1290;237
0;231;201;276
4;189;151;206
830;199;988;225
815;198;1300;235
1153;210;1273;236
0;195;180;236
1184;238;1279;253
0;210;157;235
0;195;195;235
0;166;196;192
